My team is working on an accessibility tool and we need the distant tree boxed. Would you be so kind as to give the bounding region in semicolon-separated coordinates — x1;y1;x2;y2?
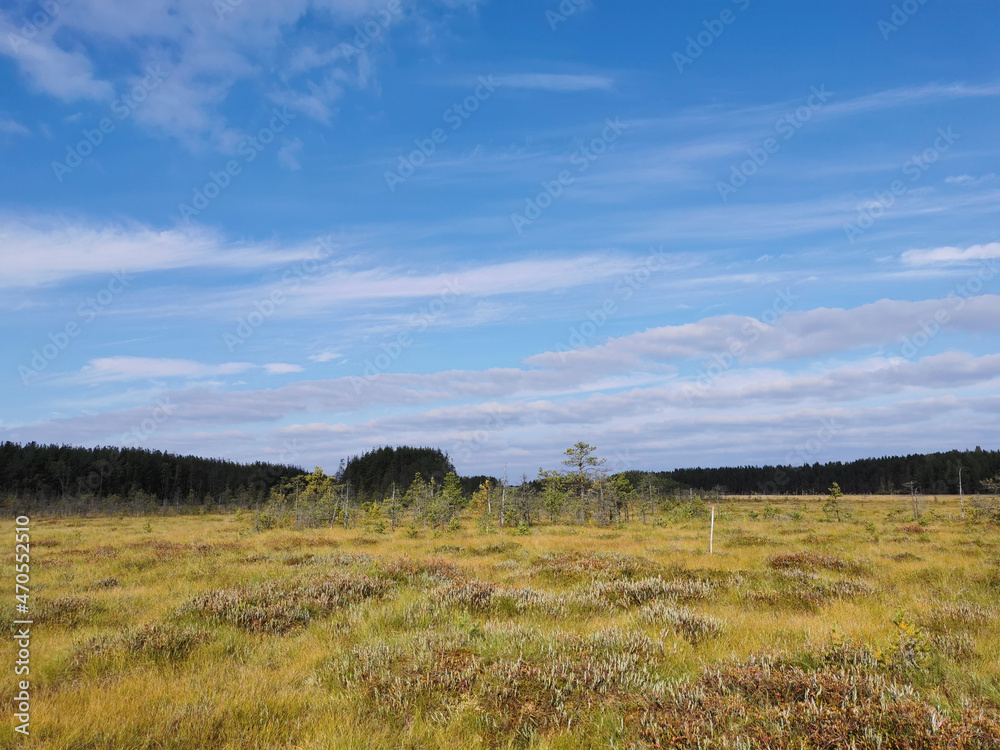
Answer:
295;467;338;528
981;476;1000;497
823;482;844;522
610;474;636;523
537;469;567;523
439;472;465;526
508;473;537;527
974;475;1000;521
363;502;387;535
560;442;605;523
340;446;455;499
403;472;432;525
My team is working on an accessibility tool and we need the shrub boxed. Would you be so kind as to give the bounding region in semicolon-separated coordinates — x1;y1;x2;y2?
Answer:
638;653;1000;748
181;573;394;634
767;551;865;574
638;601;723;646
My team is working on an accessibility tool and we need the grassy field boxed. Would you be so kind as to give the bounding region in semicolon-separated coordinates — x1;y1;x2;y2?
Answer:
3;495;999;749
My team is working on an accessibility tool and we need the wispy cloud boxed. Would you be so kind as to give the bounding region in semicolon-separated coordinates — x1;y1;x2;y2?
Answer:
822;82;1000;118
67;357;301;383
901;243;1000;266
495;73;614;92
946;174;998;187
0;217;323;287
0;118;30;135
277;138;304;170
0;14;113;102
0;0;477;143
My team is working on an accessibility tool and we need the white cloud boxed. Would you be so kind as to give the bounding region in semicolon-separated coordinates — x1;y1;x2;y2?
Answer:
0;1;474;142
0;15;113;102
10;350;1000;475
68;357;303;383
901;242;1000;266
309;351;341;362
526;295;1000;370
945;173;997;187
77;357;257;382
0;216;326;287
264;363;304;374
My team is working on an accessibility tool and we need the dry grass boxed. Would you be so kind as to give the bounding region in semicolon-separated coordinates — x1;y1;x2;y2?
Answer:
2;494;999;748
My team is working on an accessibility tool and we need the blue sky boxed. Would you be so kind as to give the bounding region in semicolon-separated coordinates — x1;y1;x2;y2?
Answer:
1;0;998;477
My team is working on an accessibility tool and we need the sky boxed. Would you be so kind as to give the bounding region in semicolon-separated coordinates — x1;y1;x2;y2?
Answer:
1;0;998;478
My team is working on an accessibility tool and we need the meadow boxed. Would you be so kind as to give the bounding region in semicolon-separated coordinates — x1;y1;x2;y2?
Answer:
2;495;999;749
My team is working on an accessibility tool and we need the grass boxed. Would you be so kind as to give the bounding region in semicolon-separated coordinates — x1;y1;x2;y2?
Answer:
2;495;999;748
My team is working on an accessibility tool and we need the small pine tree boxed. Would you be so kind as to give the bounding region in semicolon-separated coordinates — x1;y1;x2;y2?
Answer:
441;472;464;519
364;502;387;534
824;482;844;522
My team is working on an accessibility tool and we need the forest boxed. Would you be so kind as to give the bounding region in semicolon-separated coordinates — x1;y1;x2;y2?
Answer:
1;440;998;519
650;446;1000;497
0;441;304;514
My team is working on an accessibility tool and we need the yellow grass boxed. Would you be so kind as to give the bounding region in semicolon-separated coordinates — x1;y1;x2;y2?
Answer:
2;495;998;748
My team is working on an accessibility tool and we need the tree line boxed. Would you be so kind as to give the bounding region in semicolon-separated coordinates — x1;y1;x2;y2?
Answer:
667;447;1000;496
0;441;304;515
2;441;997;521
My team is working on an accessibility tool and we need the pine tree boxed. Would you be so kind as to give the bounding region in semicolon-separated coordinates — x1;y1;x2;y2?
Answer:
823;482;844;522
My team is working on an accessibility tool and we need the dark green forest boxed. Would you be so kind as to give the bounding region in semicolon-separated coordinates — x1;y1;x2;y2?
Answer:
659;447;999;497
1;440;997;516
0;441;304;514
338;446;456;498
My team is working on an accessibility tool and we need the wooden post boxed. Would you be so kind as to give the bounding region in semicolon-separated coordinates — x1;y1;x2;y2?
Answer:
710;505;715;555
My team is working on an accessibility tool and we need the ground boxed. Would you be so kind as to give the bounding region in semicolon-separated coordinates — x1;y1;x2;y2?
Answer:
2;495;999;749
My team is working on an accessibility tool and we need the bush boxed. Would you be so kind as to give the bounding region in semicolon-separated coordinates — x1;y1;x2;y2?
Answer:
181;573;394;634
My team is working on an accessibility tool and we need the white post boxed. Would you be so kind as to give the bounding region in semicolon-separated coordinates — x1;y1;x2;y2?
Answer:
500;464;508;526
959;466;965;520
710;505;715;555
